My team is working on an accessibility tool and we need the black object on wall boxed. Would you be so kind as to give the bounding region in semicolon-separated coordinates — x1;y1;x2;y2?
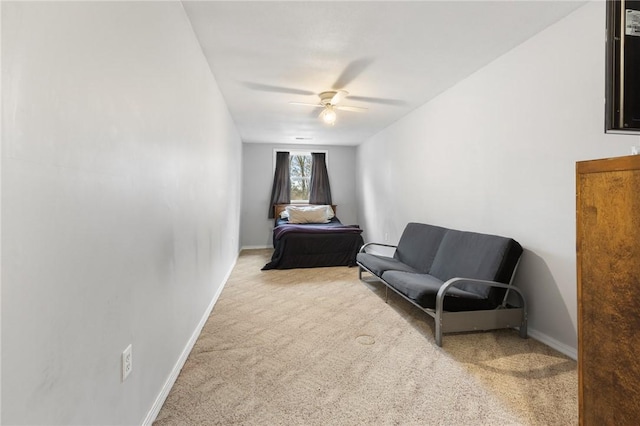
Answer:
606;0;640;132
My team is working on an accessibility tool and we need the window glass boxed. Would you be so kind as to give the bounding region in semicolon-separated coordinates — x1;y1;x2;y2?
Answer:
290;153;312;202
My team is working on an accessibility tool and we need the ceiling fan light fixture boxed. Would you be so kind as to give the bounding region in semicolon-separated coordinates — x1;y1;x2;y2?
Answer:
321;106;336;125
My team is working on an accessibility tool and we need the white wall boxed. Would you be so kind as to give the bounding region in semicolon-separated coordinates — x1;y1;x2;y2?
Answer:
241;143;358;248
356;1;638;358
1;2;242;424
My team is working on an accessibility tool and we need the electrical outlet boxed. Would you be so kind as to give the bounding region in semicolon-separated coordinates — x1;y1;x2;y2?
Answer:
122;344;132;382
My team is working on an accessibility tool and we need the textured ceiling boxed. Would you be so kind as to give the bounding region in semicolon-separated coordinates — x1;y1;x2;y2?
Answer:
183;1;585;146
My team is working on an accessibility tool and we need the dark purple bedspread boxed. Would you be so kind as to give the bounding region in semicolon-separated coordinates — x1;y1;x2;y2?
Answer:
262;217;364;270
273;223;363;240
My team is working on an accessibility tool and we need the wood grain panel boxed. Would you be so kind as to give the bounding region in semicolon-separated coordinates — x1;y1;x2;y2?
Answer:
577;155;640;425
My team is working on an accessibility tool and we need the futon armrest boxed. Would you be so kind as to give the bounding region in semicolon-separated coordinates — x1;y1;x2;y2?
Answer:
435;277;527;312
359;242;398;253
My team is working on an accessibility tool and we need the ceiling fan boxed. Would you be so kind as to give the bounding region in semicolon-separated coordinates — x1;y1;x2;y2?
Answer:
289;90;367;125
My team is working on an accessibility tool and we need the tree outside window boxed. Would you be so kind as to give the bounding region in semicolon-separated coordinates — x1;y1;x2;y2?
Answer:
290;153;312;201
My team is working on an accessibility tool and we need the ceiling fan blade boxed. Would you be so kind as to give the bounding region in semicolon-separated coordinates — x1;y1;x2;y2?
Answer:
243;82;315;96
330;90;349;105
332;57;375;90
347;95;408;106
336;105;368;112
289;102;323;108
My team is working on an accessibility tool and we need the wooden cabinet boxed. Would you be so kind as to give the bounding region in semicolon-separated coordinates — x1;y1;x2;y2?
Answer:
576;155;640;425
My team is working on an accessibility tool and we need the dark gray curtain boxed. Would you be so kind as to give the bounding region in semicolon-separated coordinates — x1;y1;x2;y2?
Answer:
309;152;332;205
268;151;290;218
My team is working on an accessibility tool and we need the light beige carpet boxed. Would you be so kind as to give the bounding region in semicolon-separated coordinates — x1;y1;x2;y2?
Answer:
154;249;577;425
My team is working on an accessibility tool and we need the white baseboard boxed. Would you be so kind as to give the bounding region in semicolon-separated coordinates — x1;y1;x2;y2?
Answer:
527;328;577;360
241;245;271;250
142;253;239;426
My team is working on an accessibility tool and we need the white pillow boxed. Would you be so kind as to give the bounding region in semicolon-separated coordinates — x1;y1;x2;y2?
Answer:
285;205;334;224
324;205;335;219
283;205;333;217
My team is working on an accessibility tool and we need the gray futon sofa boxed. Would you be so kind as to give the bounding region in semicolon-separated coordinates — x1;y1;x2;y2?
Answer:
356;222;527;346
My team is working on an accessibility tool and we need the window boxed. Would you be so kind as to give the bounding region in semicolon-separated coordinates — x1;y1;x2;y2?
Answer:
269;150;330;216
289;152;312;202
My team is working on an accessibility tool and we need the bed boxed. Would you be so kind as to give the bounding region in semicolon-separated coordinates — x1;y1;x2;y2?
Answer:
262;204;364;270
